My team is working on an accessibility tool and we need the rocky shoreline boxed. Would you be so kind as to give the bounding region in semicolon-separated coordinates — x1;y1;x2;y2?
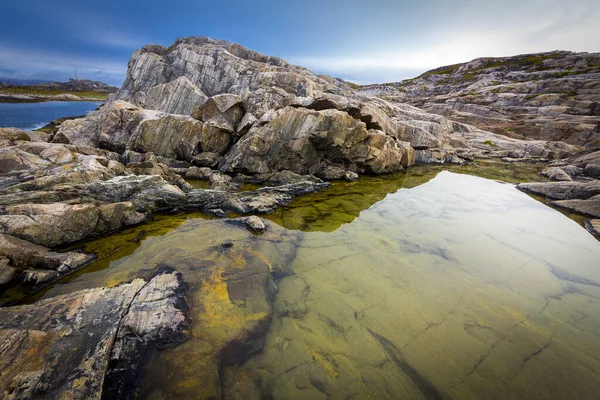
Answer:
0;37;598;399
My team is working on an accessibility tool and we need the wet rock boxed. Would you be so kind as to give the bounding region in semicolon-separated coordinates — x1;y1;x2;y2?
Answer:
239;170;323;186
344;171;359;181
585;219;600;235
316;164;348;181
185;180;330;214
517;180;600;200
0;234;92;275
0;267;188;399
551;195;600;218
0;201;145;247
82;175;188;212
209;171;239;191
242;216;267;234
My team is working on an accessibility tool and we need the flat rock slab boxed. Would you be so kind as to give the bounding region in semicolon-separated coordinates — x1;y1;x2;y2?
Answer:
551;196;600;218
517;180;600;200
0;267;187;400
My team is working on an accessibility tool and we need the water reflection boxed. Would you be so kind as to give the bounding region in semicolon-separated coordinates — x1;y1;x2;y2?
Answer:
235;171;600;400
266;161;546;233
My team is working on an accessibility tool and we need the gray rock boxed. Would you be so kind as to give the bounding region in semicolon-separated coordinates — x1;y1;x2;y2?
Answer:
192;152;221;167
22;269;59;285
145;76;208;115
0;267;187;399
0;201;146;247
517;180;600;200
541;167;573;181
362;51;600;148
0;258;16;285
191;93;244;133
550;195;600;218
221;107;413;175
185;166;214;180
242;215;267;233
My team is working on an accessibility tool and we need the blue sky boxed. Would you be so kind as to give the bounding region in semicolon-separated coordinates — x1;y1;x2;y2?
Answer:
1;0;599;86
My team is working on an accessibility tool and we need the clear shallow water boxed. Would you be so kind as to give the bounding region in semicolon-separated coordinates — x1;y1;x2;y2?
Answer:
14;164;600;399
0;101;101;130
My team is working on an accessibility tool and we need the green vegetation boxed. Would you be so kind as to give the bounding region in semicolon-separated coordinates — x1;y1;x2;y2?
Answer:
419;63;463;78
345;81;361;90
483;140;497;147
555;67;600;78
564;89;578;96
0;86;110;100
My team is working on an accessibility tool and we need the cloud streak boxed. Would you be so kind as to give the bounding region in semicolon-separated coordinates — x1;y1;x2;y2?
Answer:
0;44;127;85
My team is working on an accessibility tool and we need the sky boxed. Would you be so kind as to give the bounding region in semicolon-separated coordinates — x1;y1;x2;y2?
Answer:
1;0;599;86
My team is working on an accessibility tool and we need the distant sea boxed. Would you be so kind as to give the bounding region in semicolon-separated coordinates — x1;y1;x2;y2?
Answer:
0;101;101;130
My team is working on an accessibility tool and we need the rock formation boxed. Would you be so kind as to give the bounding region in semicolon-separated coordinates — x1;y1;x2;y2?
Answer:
54;37;580;180
0;37;598;399
361;51;600;148
0;266;188;399
517;150;600;229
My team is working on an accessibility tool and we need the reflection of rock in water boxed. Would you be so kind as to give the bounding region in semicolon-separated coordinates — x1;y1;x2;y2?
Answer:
265;162;546;234
265;167;441;232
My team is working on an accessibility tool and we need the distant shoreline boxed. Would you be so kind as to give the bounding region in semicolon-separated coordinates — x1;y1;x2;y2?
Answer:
0;93;109;103
0;79;117;103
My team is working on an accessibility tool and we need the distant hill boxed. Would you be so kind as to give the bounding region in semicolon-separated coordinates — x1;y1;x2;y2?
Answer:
0;78;118;102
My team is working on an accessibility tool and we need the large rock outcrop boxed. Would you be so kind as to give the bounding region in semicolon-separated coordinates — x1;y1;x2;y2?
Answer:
53;37;581;177
361;51;600;148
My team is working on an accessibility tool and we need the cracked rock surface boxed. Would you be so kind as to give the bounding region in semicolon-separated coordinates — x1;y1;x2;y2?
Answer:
0;266;188;399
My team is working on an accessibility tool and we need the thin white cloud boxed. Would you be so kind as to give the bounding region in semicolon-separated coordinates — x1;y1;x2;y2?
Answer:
286;0;600;83
0;44;127;85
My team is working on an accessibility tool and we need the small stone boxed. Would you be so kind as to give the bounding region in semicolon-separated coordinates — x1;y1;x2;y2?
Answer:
243;216;267;234
344;171;359;182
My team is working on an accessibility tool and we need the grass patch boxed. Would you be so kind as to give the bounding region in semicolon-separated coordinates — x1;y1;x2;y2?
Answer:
0;87;109;100
483;140;497;147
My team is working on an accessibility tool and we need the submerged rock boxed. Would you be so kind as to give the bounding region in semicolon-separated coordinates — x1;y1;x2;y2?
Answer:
0;266;188;399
